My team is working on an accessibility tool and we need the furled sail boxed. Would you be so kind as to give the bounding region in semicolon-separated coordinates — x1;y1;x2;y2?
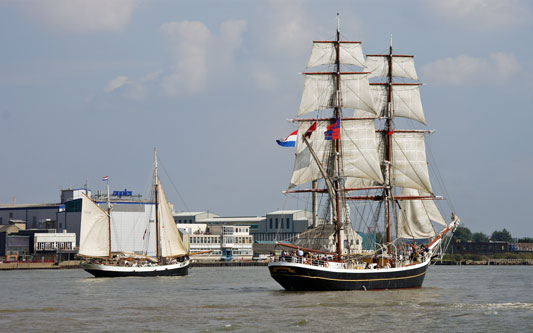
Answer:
298;73;376;116
290;119;383;187
370;84;426;125
307;42;366;68
157;177;188;257
79;194;110;257
390;132;433;194
365;55;418;81
397;188;446;239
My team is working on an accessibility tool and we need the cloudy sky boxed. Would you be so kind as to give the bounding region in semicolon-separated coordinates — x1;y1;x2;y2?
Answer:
1;0;532;237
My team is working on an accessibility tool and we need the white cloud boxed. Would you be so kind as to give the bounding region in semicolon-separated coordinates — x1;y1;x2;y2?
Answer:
18;0;140;33
159;20;247;97
251;69;280;91
159;21;212;96
260;0;311;56
426;0;532;31
421;52;520;86
105;76;130;93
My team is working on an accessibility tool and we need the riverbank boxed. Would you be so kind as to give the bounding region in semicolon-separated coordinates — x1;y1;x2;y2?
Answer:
433;258;533;265
0;261;81;270
0;260;270;270
3;259;533;270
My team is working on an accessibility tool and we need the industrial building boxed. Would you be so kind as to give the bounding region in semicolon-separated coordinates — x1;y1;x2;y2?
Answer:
1;186;317;261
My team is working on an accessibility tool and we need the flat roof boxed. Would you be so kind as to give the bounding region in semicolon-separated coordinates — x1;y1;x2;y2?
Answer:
0;203;64;210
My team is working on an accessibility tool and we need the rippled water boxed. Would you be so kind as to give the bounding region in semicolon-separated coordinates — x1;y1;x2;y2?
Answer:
1;265;533;332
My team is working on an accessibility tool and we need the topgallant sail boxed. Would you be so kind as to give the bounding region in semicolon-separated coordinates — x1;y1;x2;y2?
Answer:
268;18;460;291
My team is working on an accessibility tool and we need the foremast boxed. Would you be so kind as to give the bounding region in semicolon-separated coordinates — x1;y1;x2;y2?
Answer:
297;15;369;259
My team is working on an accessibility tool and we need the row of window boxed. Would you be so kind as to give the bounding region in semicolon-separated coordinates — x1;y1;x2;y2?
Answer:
190;236;221;244
190;236;253;244
176;219;194;223
35;242;74;251
222;236;253;244
232;250;253;255
269;217;291;230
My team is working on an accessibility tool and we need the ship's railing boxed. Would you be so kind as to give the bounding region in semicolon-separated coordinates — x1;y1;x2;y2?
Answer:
275;255;360;269
274;252;431;269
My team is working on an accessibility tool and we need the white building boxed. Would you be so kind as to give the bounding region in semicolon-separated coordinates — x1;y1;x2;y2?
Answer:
181;224;253;261
34;232;76;252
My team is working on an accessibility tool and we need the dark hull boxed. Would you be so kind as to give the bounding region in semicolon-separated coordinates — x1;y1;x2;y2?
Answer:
83;262;189;278
268;261;429;291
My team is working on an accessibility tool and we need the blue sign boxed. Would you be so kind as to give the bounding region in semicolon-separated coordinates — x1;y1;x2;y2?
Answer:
113;189;133;198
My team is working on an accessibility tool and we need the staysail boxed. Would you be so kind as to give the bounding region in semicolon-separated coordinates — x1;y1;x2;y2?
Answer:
79;194;109;257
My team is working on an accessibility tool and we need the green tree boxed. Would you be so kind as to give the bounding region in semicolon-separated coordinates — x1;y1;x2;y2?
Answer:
472;232;489;242
491;228;513;242
452;226;472;243
518;237;533;243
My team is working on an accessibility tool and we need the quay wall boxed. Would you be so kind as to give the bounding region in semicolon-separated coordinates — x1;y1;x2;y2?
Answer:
2;259;531;270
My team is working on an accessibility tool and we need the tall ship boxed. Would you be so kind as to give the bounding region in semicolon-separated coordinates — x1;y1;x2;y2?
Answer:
268;18;460;291
79;150;190;277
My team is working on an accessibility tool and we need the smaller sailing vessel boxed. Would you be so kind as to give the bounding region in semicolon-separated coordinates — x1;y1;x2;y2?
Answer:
79;150;190;277
268;17;459;291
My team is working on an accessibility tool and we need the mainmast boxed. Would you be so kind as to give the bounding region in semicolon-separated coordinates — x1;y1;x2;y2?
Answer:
106;178;112;259
385;35;394;247
154;148;161;260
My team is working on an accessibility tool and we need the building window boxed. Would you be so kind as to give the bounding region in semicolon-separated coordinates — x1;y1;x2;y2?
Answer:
286;219;289;229
275;218;278;229
9;212;13;218
269;219;272;229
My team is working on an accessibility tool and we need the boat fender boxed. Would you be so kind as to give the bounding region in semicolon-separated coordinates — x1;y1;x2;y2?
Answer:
325;262;329;268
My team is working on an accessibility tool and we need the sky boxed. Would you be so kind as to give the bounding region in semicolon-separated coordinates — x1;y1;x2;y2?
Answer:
1;0;532;237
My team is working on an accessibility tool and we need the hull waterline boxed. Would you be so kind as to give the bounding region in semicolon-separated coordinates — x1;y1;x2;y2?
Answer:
268;260;430;291
82;261;190;278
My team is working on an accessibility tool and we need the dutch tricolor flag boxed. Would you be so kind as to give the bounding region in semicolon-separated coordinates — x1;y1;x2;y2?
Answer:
276;130;298;147
102;176;109;181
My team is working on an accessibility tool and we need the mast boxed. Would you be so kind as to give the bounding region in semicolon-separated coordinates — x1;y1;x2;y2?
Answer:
385;35;393;248
106;178;112;259
334;13;343;257
154;148;161;260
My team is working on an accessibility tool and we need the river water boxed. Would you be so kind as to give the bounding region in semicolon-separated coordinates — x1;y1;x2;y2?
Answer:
1;265;532;332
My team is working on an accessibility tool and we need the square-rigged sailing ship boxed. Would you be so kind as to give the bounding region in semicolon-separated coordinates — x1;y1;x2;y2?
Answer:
268;20;460;291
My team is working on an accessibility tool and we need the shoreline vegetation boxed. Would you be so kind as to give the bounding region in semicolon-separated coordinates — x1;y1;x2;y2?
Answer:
435;252;533;265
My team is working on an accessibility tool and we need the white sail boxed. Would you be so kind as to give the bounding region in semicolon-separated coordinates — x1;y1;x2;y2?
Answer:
365;55;418;81
290;119;383;187
79;194;110;257
390;132;433;194
298;73;376;116
157;177;188;257
307;42;365;68
370;84;426;124
397;188;446;239
342;119;384;184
